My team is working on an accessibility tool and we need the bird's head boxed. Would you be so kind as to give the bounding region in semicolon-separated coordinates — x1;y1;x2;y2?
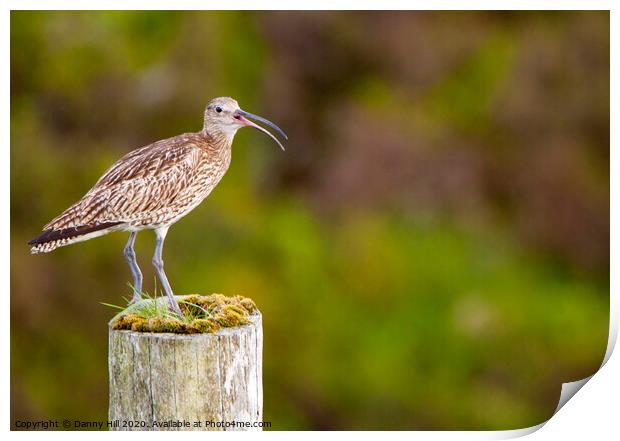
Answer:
203;97;287;150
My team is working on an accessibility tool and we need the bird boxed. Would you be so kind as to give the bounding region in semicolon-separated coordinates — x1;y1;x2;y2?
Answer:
28;97;287;317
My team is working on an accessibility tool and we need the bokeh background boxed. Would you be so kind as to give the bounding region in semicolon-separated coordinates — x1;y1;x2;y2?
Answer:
11;11;609;430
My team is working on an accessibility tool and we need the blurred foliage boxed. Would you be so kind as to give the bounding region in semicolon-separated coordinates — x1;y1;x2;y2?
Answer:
10;11;609;430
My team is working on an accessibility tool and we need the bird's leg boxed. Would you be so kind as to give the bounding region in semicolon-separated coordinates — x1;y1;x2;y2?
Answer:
152;227;184;317
123;231;143;304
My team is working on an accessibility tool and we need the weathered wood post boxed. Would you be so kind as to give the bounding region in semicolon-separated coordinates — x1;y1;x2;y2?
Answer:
108;298;263;431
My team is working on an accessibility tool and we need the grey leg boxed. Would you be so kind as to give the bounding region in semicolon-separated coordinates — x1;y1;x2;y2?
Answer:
152;227;183;317
123;231;143;304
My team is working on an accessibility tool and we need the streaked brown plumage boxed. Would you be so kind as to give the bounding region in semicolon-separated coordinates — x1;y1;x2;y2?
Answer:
29;97;287;315
31;133;229;252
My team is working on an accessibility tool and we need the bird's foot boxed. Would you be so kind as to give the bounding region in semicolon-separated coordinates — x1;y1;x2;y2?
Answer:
168;297;184;319
129;293;142;305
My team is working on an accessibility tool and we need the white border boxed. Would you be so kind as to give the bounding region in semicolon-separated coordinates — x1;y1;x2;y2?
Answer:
3;2;616;438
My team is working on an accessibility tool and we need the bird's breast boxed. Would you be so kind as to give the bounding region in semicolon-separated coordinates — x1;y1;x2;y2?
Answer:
180;151;232;207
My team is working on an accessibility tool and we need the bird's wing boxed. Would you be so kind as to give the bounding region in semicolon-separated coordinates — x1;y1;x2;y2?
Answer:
43;139;203;230
93;137;199;187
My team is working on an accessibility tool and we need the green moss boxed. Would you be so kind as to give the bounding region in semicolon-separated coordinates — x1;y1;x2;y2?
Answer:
192;318;219;333
215;304;250;327
111;294;258;334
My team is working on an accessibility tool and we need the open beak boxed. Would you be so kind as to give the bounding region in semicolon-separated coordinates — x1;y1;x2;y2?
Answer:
234;109;287;151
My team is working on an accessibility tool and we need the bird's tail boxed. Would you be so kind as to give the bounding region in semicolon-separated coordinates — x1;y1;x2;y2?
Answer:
28;222;124;254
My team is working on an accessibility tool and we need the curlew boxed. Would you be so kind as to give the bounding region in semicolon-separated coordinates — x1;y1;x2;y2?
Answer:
28;97;287;316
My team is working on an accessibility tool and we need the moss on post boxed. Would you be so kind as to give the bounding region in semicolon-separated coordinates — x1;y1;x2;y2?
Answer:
108;295;263;431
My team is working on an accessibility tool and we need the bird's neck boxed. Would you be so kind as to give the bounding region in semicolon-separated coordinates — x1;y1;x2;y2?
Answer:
201;127;235;152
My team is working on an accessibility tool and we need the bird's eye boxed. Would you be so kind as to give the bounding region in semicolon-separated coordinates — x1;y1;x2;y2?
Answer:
215;106;223;113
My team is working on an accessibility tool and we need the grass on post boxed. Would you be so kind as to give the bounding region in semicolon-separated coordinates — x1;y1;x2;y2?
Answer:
102;284;259;334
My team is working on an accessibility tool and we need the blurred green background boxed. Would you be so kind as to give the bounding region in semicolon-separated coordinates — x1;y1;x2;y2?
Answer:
10;11;609;430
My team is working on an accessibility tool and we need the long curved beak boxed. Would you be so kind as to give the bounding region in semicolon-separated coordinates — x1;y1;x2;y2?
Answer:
234;109;287;151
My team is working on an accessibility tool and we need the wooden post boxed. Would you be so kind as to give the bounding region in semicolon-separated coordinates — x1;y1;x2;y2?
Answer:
108;313;263;431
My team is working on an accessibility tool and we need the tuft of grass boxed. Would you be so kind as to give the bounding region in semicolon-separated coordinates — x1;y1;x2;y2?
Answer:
103;292;258;334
